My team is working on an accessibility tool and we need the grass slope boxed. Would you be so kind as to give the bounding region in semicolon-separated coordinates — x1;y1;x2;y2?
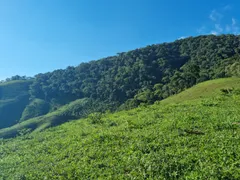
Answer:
0;98;95;138
0;80;32;99
1;77;239;138
0;78;239;179
0;80;32;129
161;77;240;104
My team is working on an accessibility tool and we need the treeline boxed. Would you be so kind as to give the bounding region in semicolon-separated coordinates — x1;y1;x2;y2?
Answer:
0;75;33;83
2;34;240;127
29;35;240;110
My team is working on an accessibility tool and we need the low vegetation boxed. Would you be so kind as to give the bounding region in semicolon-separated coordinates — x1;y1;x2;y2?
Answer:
0;98;110;138
1;77;240;139
0;78;239;179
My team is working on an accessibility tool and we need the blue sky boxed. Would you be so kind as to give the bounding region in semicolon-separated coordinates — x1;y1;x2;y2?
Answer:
0;0;239;80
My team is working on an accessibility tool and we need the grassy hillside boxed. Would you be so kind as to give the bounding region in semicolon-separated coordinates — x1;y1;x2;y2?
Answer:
1;77;239;139
0;80;31;99
0;78;239;179
162;77;240;104
0;98;105;138
0;80;32;129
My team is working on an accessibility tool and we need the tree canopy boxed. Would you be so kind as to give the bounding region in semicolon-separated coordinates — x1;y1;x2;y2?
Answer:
1;34;240;128
29;35;240;108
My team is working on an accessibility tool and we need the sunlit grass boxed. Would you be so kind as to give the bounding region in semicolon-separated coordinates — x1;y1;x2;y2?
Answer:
161;77;240;104
0;78;239;179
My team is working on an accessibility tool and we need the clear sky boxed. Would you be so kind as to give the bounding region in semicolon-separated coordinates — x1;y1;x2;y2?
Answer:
0;0;239;80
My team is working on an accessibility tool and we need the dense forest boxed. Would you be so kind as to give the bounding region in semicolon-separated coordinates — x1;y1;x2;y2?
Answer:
1;34;240;129
28;35;240;109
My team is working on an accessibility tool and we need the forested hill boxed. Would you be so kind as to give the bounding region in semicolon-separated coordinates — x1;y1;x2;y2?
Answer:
1;34;240;130
29;34;240;106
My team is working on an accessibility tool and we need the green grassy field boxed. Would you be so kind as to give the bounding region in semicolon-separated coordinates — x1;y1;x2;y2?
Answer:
0;78;239;179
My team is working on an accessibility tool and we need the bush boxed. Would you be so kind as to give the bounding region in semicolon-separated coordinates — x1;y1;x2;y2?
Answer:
20;99;50;121
88;112;103;124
